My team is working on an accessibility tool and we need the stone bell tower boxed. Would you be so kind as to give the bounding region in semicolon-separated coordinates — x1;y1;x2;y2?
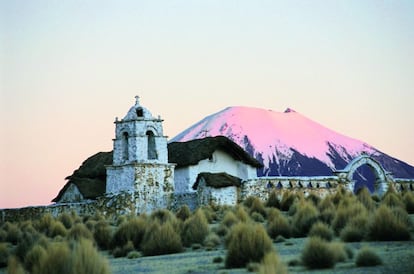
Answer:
106;96;175;213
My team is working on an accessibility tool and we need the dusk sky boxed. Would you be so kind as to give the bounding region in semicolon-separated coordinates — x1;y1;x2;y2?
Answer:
1;1;413;208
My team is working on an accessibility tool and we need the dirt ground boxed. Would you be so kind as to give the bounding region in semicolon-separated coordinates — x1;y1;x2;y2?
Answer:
108;238;414;274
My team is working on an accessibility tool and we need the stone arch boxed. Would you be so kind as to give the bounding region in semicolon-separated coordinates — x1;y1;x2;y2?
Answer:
146;130;157;160
339;154;389;195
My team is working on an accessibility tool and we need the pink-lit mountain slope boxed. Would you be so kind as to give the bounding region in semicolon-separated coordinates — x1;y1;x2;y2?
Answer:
171;106;414;188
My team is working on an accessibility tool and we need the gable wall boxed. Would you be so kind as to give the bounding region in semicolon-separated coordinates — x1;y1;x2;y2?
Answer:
174;149;255;194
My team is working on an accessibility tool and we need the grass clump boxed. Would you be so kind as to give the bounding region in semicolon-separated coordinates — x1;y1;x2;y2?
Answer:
258;252;287;274
266;210;291;239
32;238;110;274
339;213;368;242
308;222;334;241
367;205;411;241
58;212;74;229
403;191;414;213
356;187;376;211
332;199;367;233
280;191;297;211
355;246;382;267
24;244;47;272
225;222;273;268
0;243;10;268
176;205;191;221
93;220;112;250
291;200;319;237
203;232;221;249
111;217;146;250
266;190;280;209
141;220;183;256
381;188;404;208
301;237;336;269
127;251;142;259
181;209;209;246
67;223;93;242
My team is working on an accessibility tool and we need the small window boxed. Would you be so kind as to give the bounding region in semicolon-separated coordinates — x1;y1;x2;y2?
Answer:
136;108;143;117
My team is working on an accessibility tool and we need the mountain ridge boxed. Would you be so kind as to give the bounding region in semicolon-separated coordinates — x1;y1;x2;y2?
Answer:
171;106;414;187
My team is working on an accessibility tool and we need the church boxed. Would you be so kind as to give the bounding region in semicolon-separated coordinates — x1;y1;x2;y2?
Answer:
53;97;263;212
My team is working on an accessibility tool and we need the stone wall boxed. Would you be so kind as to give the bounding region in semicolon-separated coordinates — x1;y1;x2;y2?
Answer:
241;176;341;201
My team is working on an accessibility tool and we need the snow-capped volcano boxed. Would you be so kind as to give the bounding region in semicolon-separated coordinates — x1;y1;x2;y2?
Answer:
171;106;414;180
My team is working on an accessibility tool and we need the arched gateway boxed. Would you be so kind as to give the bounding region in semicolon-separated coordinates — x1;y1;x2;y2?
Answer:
334;154;390;196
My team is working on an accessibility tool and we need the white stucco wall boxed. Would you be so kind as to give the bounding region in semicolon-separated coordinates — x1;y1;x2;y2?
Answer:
174;149;256;194
196;179;238;206
106;165;136;194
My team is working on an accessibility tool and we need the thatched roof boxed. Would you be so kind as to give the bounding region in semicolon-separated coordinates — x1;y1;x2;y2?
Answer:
168;136;263;168
52;151;112;202
193;172;242;189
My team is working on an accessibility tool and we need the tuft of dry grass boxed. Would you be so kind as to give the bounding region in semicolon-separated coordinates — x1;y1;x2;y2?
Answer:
266;190;280;209
141;220;183;256
291;200;319;237
356;187;376;211
176;205;191;221
301;237;336;269
0;243;10;268
266;210;291;239
258;252;287;274
225;222;273;268
111;217;147;250
403;191;414;214
367;205;411;241
181;209;209;246
355;246;382;267
67;223;93;242
308;222;334;241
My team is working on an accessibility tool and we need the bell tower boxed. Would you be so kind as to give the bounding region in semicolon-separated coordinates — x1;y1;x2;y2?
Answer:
106;96;175;213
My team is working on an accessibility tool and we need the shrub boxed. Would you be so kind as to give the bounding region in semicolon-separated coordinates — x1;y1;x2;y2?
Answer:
176;205;191;221
7;256;25;274
234;205;249;223
258;252;287;274
0;228;6;242
5;223;22;245
339;214;368;242
31;239;110;274
332;200;367;233
225;223;273;268
367;205;410;241
356;187;376;211
381;189;404;208
266;190;280;208
355;246;382;267
127;251;142;259
200;205;217;223
24;244;47;272
266;213;291;239
214;224;229;237
0;243;9;268
181;209;209;246
15;231;39;261
150;209;176;224
93;220;112;250
203;232;221;249
308;222;334;241
221;211;239;228
111;217;146;249
249;197;267;218
403;191;414;213
70;239;110;274
58;212;73;229
141;221;183;256
67;223;93;242
35;213;54;234
330;242;347;263
291;201;319;237
318;197;336;224
280;192;297;211
301;237;336;269
49;221;68;238
251;212;265;222
306;193;321;207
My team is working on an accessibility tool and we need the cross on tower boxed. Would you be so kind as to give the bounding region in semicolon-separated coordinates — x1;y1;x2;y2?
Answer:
135;95;140;105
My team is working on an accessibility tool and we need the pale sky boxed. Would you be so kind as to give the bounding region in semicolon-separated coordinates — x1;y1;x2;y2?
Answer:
1;0;413;208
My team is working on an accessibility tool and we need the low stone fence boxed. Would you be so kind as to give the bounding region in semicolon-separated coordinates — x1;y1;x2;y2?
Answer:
241;176;341;201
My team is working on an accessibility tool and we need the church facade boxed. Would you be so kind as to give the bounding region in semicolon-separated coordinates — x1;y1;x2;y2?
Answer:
105;96;175;212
